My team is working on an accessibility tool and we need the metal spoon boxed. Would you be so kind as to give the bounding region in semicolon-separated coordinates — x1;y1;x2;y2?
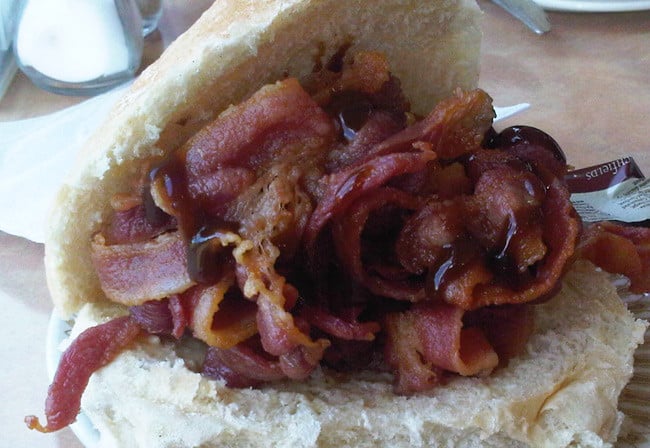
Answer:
492;0;551;35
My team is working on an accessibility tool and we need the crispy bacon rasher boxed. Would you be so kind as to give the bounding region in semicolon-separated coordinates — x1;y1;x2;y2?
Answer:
26;317;141;432
578;221;650;293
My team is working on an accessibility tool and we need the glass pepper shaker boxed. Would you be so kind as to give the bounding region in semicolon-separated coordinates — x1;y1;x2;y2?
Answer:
13;0;144;96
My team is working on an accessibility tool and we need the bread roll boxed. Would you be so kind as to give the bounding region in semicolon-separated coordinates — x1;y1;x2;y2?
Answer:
40;1;648;447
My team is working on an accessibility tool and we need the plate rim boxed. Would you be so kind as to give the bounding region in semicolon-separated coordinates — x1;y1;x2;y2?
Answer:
533;0;650;12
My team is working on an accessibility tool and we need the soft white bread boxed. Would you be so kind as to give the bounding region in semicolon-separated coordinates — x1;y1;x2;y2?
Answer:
66;261;647;447
44;0;482;318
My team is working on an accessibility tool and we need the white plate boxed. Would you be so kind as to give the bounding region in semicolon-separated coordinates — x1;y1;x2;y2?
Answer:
534;0;650;11
48;296;650;448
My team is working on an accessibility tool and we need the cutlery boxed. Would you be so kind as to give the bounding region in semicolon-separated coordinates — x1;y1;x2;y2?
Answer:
492;0;551;35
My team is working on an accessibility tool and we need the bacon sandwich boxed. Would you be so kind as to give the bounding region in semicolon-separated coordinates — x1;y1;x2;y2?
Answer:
28;0;648;447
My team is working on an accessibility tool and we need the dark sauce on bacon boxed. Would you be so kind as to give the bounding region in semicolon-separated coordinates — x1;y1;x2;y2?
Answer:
330;94;374;141
487;125;567;164
146;150;242;284
427;238;485;295
147;157;195;234
188;224;239;284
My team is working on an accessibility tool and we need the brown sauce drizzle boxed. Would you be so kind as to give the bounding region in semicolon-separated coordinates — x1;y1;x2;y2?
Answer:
147;152;240;284
147;157;194;234
188;224;239;284
326;93;374;141
426;238;485;295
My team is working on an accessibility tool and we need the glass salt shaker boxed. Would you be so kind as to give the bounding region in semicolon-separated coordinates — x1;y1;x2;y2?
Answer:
13;0;144;96
135;0;162;36
0;0;19;100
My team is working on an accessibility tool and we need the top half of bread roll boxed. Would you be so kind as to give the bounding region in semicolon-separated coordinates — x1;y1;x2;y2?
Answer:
45;0;483;318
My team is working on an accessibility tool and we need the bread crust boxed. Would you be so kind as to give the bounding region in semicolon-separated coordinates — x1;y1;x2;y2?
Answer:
44;0;482;318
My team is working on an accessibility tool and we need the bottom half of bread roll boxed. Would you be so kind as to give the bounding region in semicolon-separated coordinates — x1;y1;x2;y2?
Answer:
60;260;647;448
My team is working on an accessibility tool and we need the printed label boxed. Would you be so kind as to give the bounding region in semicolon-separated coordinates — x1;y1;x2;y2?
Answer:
566;157;650;224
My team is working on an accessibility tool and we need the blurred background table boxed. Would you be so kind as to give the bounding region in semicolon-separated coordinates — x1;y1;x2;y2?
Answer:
1;1;648;447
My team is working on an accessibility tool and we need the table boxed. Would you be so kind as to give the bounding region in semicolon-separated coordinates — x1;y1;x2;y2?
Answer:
1;2;648;447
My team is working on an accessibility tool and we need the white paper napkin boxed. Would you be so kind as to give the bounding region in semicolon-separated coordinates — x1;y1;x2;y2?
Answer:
0;83;129;242
0;96;528;244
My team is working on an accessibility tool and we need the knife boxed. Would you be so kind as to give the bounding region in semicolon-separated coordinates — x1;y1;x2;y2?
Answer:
492;0;551;35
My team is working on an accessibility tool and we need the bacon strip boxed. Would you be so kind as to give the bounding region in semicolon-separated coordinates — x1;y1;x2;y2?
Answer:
385;303;500;395
233;238;330;378
384;309;443;393
486;125;568;180
202;341;285;388
332;187;425;301
300;306;381;341
25;316;141;432
129;296;188;339
400;152;579;311
278;342;326;380
183;78;335;210
309;51;391;105
185;275;259;349
168;295;189;339
466;176;580;309
91;231;195;306
305;149;436;249
186;78;334;172
373;89;495;160
396;199;465;275
578;221;650;293
464;305;535;364
326;110;405;172
103;204;176;245
130;299;174;335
